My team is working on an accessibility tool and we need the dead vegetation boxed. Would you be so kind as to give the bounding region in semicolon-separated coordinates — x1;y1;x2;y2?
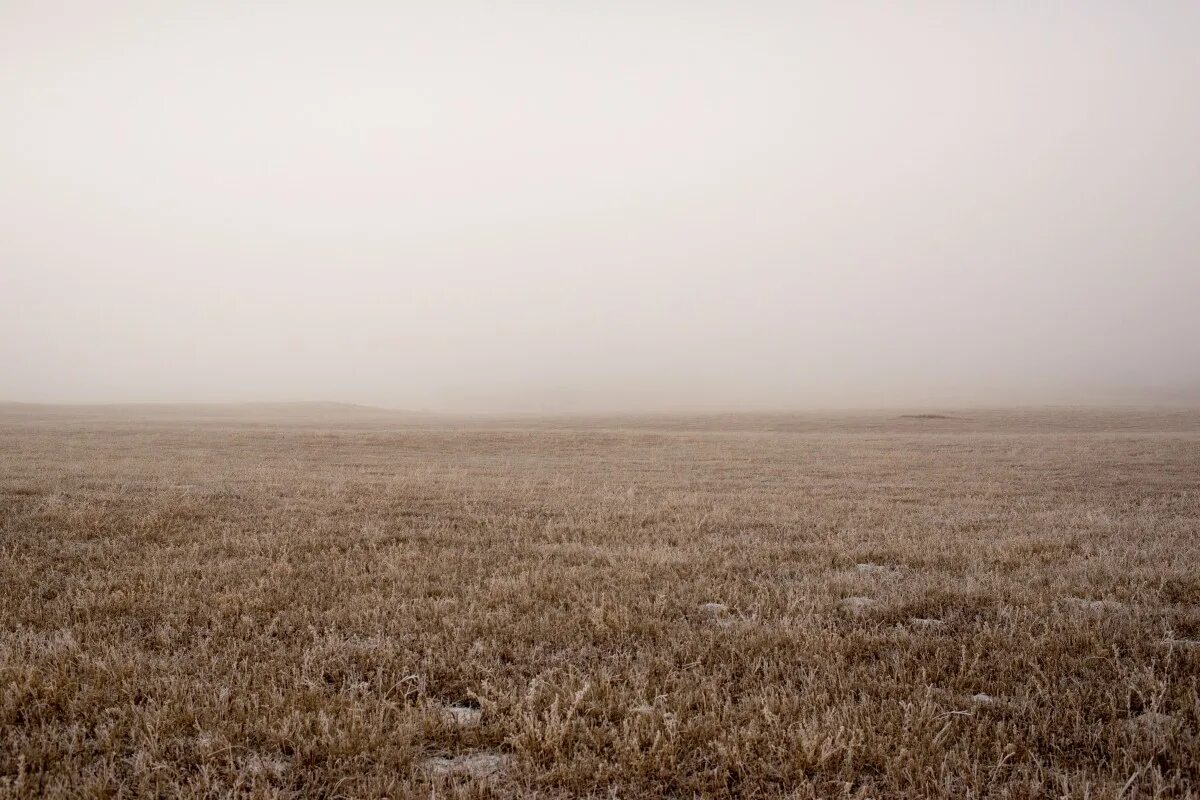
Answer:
1;406;1198;797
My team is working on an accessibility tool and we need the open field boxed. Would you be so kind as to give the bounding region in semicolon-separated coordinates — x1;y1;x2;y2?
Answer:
1;406;1198;798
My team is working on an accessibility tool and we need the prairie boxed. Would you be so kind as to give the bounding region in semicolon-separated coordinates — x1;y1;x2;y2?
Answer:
1;405;1198;797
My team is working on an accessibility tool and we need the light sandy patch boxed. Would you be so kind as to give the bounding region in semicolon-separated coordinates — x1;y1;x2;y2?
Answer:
421;751;513;780
440;704;482;726
908;617;946;630
839;596;874;615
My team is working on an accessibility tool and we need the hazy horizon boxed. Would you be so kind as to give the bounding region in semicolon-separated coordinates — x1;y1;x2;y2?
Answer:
4;2;1199;413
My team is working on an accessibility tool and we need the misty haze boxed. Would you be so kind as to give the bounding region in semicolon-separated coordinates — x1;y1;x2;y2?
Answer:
2;2;1198;797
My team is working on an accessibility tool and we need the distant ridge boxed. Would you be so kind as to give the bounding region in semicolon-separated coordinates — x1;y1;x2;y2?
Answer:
0;401;430;421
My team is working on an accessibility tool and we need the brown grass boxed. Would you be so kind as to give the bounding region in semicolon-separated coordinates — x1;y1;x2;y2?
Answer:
1;406;1198;798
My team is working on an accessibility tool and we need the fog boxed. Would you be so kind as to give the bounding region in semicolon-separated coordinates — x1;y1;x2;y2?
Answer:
3;2;1198;412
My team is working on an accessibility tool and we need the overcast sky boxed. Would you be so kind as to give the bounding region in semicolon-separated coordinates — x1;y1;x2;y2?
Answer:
2;2;1198;411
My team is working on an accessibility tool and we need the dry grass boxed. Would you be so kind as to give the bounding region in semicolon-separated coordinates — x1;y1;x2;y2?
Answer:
1;406;1198;798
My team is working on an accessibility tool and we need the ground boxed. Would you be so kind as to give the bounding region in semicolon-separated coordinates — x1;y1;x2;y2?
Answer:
1;406;1198;798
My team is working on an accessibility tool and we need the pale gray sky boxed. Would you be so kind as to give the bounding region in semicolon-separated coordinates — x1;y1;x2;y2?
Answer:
3;2;1198;411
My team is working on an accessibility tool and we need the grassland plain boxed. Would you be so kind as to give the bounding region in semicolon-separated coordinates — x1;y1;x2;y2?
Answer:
1;405;1198;798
